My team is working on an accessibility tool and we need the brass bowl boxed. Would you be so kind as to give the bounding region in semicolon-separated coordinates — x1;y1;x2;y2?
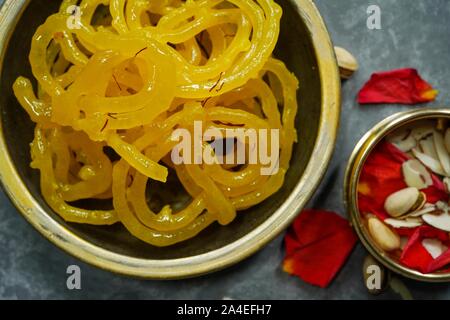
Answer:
345;108;450;282
0;0;340;278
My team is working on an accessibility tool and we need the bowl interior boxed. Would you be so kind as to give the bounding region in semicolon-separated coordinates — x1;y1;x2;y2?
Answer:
0;0;321;260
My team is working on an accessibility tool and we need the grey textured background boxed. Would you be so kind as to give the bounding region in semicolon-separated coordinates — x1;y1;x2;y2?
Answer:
1;0;450;299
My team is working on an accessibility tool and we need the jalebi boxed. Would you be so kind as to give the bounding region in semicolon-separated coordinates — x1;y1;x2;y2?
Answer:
13;0;299;246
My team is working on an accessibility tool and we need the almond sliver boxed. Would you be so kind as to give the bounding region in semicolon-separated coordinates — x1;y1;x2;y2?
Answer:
434;131;450;176
412;148;446;176
387;129;416;152
422;212;450;232
406;204;437;217
420;135;439;160
385;217;423;228
411;122;435;140
422;238;448;259
402;159;433;189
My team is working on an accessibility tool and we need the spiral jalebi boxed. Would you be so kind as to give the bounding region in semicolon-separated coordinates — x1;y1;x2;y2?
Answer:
13;0;299;246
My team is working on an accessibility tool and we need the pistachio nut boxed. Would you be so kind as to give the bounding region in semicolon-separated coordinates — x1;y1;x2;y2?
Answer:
384;187;424;217
402;159;432;189
389;277;413;300
334;46;358;79
368;217;401;251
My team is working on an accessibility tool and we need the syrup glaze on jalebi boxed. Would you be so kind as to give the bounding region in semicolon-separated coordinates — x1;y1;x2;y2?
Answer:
13;0;299;246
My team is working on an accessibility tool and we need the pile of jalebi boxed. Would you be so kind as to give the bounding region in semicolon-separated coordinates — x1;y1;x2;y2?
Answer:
13;0;299;246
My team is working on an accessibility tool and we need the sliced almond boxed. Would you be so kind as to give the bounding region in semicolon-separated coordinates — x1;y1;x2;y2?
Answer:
411;122;435;140
405;203;437;217
412;147;446;176
384;187;422;217
433;131;450;176
443;177;450;193
367;217;401;251
402;159;433;189
422;211;450;232
422;238;448;259
387;129;416;152
419;135;439;160
384;217;423;228
436;201;450;216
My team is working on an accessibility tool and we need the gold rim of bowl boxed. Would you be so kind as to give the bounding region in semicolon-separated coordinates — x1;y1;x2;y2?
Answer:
0;0;341;279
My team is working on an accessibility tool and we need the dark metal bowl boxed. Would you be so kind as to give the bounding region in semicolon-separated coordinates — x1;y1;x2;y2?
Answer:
0;0;340;278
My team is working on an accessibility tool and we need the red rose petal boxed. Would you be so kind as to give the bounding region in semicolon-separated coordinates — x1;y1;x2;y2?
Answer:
288;209;350;250
400;239;433;273
422;173;448;204
358;142;408;220
358;68;438;105
396;226;449;239
396;227;421;238
283;210;357;288
400;226;449;273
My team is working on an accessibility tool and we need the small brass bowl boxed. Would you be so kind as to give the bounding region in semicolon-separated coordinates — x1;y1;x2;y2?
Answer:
0;0;340;278
345;108;450;282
